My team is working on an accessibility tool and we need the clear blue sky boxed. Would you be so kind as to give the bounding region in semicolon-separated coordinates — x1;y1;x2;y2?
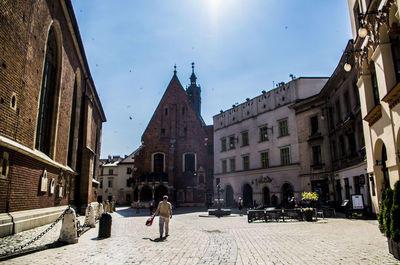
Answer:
71;0;352;158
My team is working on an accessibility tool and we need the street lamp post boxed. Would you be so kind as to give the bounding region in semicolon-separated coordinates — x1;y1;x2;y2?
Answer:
216;184;224;218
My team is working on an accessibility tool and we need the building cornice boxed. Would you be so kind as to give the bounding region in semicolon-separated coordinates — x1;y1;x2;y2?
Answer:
363;104;382;126
382;80;400;108
0;135;74;173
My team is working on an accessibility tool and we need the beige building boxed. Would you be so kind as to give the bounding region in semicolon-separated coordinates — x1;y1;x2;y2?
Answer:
213;78;327;207
292;41;370;210
291;88;332;203
347;0;400;214
98;154;135;205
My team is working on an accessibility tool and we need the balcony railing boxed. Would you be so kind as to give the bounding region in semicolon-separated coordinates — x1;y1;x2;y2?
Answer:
137;172;168;183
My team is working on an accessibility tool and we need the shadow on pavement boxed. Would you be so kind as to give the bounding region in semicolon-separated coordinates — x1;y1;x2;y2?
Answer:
142;237;166;242
91;237;109;241
115;206;210;218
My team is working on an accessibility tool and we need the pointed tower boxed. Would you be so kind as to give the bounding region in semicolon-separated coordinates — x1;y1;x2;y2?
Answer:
136;65;214;206
186;62;201;116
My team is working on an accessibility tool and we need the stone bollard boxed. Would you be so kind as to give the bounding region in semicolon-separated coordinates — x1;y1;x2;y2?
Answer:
86;204;96;228
106;201;110;212
59;207;78;244
97;203;104;219
109;201;114;213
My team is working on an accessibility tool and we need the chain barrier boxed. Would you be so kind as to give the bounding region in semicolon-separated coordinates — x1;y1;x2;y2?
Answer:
1;205;70;257
77;205;91;236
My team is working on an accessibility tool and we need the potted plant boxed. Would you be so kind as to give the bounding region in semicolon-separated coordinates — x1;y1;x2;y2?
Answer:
301;192;318;221
390;181;400;260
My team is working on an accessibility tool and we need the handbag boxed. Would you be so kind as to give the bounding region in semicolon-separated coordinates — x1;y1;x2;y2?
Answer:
145;215;154;226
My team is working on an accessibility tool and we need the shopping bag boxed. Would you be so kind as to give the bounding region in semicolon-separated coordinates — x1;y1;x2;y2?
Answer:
145;215;154;226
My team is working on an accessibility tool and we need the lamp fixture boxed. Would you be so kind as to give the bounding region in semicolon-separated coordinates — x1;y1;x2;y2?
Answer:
344;61;352;72
343;49;363;72
358;27;368;38
357;10;384;39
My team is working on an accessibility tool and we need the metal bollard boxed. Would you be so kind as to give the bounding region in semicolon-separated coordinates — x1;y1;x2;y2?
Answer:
87;204;96;228
98;212;112;238
59;207;78;244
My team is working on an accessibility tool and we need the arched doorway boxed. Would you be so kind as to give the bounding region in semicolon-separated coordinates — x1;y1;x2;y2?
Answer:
243;184;253;207
140;186;152;202
281;183;294;206
154;185;168;204
263;187;270;206
225;185;234;207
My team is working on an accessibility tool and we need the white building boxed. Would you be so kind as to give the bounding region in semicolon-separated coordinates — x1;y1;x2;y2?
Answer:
98;153;135;205
213;77;327;207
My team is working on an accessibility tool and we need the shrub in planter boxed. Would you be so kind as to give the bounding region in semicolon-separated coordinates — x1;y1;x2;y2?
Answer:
301;192;318;221
390;181;400;260
301;192;319;207
380;187;394;254
382;188;393;238
378;189;387;234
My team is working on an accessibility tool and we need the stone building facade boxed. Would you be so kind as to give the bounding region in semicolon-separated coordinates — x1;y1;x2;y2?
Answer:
98;153;136;206
292;41;369;209
347;0;400;214
133;67;214;206
0;0;105;236
213;78;327;207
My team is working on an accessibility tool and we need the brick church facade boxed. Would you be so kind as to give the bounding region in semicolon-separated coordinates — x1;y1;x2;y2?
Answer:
133;65;214;206
0;0;105;236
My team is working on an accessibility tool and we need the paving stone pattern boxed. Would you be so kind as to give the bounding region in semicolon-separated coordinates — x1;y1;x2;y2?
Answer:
0;207;399;264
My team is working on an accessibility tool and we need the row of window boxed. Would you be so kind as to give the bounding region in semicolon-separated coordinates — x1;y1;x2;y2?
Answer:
220;143;324;174
331;132;357;161
153;152;196;173
220;119;289;152
336;175;365;201
220;147;290;173
100;167;135;177
326;84;359;129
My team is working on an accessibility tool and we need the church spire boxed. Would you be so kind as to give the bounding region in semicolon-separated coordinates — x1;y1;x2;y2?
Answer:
186;62;201;116
190;62;197;85
174;64;177;76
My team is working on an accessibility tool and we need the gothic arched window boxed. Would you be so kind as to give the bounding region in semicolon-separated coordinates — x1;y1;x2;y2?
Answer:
67;76;78;167
153;153;164;173
36;26;61;156
183;153;195;172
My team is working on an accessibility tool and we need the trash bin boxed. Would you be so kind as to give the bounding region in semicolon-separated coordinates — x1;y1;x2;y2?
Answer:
98;212;112;238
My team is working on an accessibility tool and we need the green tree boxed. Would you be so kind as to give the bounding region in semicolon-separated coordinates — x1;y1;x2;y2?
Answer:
390;181;400;242
378;188;387;233
383;188;393;238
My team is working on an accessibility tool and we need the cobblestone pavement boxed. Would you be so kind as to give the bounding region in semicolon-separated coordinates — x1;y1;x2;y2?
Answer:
1;207;399;264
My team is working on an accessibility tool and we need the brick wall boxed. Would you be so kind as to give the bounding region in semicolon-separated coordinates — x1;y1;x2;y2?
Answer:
0;146;72;212
0;0;105;213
